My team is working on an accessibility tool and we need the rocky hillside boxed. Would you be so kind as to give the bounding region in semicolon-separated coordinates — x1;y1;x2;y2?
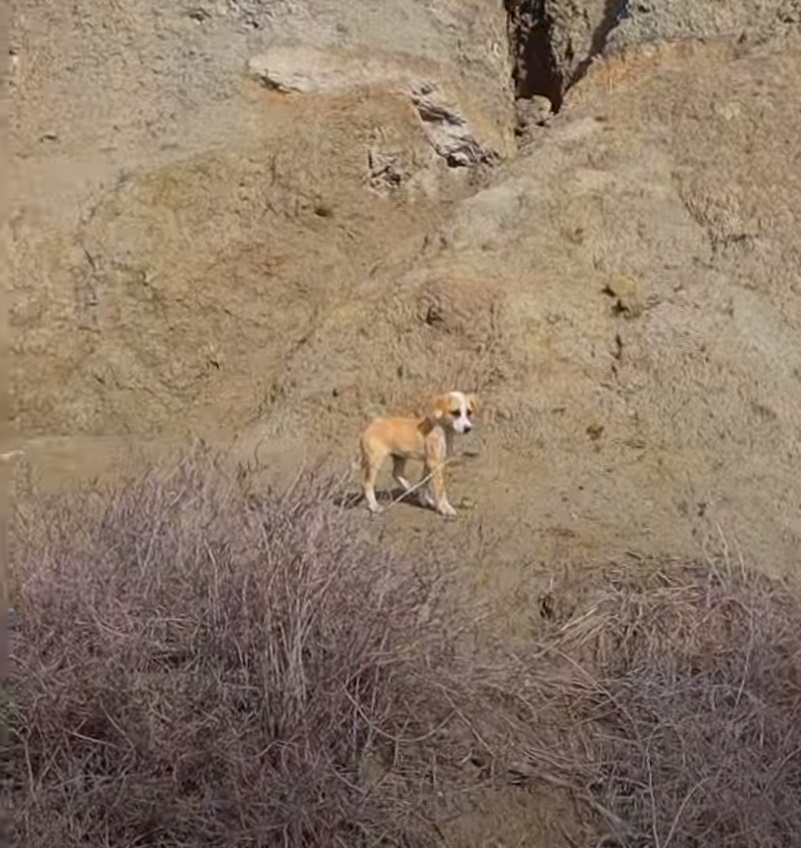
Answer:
6;0;801;585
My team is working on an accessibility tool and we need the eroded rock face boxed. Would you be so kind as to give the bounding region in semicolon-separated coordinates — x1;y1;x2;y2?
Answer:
505;0;801;107
608;0;801;51
7;0;515;441
247;46;506;166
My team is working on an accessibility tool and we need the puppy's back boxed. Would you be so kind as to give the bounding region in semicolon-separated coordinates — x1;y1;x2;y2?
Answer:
361;415;427;456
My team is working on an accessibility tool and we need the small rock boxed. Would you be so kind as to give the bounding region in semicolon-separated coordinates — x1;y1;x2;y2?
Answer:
715;101;742;122
367;147;409;192
521;94;554;126
515;95;554;136
586;423;604;441
187;7;211;22
602;276;644;318
410;83;500;167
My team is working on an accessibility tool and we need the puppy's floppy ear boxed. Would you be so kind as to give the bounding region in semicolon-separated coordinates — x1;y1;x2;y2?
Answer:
432;394;451;419
466;394;481;415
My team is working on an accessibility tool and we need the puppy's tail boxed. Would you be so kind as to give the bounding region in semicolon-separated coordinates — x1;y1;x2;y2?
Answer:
352;442;370;475
351;428;370;477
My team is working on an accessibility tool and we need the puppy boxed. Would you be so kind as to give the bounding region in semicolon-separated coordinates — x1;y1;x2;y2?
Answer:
359;391;479;516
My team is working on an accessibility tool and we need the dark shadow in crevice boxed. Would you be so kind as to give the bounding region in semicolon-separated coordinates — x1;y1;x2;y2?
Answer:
504;0;564;112
505;0;630;112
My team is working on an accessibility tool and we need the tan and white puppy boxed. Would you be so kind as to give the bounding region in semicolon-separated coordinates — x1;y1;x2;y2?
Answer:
359;391;479;517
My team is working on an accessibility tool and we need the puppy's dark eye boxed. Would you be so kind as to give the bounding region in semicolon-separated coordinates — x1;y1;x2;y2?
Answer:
449;408;460;416
466;409;473;418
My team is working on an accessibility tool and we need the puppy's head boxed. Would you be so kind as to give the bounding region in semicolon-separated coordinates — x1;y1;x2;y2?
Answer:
433;391;480;435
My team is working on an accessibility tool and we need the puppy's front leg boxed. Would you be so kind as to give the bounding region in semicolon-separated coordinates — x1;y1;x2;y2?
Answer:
428;459;457;517
417;472;436;509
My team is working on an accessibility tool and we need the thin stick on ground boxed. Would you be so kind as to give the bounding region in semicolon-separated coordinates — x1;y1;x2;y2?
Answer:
382;457;455;512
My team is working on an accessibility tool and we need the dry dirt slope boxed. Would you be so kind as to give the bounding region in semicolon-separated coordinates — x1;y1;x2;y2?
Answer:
5;1;801;597
252;39;801;597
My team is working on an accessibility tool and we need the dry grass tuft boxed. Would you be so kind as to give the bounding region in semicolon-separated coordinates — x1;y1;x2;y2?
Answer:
520;557;801;847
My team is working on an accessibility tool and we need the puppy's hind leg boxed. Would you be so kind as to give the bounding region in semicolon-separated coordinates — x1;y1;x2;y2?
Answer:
391;455;412;492
360;438;386;514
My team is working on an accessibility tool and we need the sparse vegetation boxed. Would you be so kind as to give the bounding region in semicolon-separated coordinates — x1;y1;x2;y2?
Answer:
6;449;801;847
525;558;801;847
6;450;484;847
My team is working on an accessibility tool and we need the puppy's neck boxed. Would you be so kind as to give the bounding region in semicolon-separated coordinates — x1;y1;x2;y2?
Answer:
419;415;455;454
419;414;444;435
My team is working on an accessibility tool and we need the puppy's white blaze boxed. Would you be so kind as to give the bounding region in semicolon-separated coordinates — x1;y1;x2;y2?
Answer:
449;391;472;434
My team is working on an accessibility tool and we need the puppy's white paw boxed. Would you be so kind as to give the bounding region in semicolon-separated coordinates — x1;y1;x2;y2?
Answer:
438;502;457;518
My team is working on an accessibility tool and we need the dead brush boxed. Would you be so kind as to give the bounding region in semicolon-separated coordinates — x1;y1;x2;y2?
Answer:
6;445;801;847
4;447;510;848
517;556;801;848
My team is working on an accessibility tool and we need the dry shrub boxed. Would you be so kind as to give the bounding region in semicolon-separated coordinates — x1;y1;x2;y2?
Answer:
5;448;505;848
522;558;801;848
7;448;801;848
